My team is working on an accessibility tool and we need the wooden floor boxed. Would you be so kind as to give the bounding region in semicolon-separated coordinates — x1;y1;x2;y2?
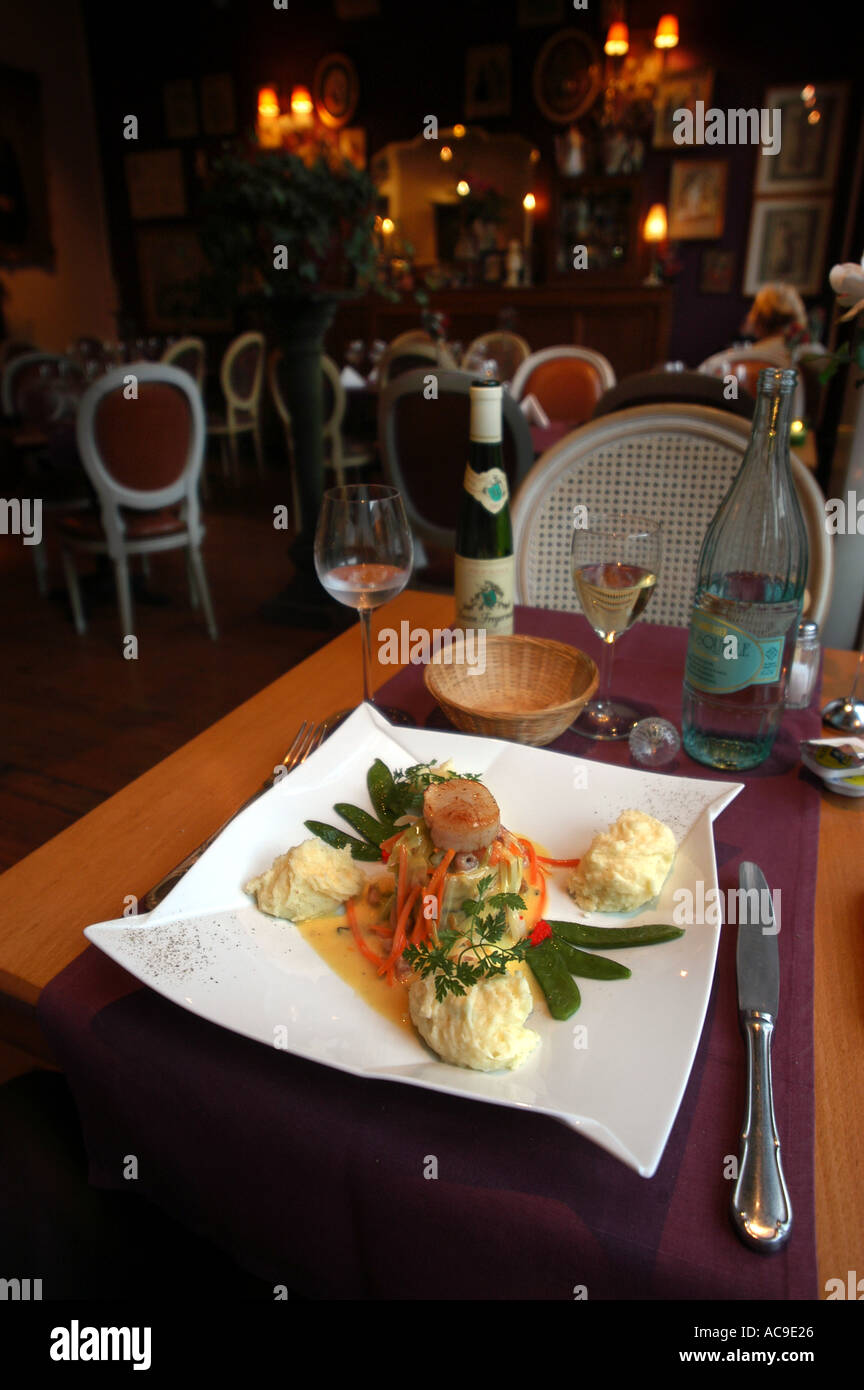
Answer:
0;465;344;875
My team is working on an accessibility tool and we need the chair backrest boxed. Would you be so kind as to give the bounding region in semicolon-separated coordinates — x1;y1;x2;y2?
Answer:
75;363;206;554
377;339;458;389
269;348;345;441
267;347;291;429
219;331;265;412
593;370;755;422
510;346;616;423
162;336;206;391
698;348;805;420
389;329;434;353
512;403;833;631
378;367;535;553
462;331;531;384
0;339;36;372
321;353;346;438
2;351;66;417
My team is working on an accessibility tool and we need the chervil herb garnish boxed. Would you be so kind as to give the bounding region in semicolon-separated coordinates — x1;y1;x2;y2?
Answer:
403;874;530;1002
387;762;482;819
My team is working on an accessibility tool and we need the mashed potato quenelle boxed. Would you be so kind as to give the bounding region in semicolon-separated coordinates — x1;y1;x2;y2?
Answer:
567;809;676;913
409;969;540;1072
245;838;366;921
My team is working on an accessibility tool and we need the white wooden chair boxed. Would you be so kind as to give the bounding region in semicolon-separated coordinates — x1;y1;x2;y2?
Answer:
698;347;806;421
512;403;833;631
376;338;459;390
2;351;67;418
510;346;616;423
58;363;218;640
161;336;206;392
462;330;530;383
207;330;265;478
321;353;375;486
388;330;435;353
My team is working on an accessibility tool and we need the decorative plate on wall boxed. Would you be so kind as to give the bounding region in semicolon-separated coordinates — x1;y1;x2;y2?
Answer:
313;52;359;129
532;28;602;124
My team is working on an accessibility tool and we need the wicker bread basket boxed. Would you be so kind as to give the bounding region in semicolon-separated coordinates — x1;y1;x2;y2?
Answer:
424;635;598;746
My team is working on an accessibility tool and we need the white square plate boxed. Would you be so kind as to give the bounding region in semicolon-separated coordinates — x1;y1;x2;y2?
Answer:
85;704;742;1176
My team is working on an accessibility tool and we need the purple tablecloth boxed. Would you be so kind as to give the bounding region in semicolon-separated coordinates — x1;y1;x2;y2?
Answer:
37;609;821;1299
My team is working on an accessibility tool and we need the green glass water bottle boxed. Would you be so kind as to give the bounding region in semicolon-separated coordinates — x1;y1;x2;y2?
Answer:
682;368;809;770
454;380;514;634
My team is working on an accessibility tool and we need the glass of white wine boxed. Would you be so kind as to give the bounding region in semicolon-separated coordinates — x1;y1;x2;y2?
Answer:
315;484;414;719
571;510;662;739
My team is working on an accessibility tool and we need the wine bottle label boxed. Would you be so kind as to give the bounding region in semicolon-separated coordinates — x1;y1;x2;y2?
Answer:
454;554;514;633
684;610;787;694
462;465;509;515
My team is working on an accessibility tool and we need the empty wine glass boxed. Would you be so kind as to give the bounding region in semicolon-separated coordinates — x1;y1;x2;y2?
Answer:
571;510;663;739
315;484;414;721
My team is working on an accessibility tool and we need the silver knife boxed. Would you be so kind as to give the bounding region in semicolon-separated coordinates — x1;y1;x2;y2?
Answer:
730;861;792;1252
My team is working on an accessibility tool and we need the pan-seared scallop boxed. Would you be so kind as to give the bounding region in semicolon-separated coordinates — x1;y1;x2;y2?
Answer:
423;779;500;852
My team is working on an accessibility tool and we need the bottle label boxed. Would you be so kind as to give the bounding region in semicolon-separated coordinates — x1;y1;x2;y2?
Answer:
463;465;509;515
684;610;786;694
454;554;514;633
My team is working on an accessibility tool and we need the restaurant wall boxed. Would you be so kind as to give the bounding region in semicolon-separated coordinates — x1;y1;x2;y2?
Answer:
0;0;116;351
79;0;859;369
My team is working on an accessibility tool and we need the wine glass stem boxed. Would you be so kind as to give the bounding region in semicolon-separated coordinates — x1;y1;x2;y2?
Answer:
597;636;616;704
359;607;374;706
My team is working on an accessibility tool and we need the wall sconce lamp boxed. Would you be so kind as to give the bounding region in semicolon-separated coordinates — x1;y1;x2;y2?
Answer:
643;203;668;286
604;22;630;57
653;15;679;49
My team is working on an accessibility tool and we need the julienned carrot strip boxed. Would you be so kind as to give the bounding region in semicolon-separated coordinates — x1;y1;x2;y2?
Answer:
346;898;384;970
518;836;539;883
537;856;581;868
368;924;394;938
380;831;402;854
380;883;420;980
427;848;455;900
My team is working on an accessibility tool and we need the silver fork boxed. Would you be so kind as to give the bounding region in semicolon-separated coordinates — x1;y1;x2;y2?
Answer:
139;719;328;913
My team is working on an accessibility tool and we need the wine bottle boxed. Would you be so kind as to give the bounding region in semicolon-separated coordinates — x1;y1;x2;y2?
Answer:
682;367;809;770
454;380;514;634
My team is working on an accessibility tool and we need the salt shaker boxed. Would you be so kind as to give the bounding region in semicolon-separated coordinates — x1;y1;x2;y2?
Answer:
785;621;820;710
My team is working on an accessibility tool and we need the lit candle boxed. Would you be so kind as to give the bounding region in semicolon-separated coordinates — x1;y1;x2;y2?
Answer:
522;192;536;253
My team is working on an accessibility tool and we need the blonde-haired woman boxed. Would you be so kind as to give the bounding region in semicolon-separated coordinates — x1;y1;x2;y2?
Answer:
742;282;810;361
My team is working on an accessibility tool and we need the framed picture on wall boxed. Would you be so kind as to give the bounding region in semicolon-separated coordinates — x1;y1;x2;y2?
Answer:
700;249;735;294
163;79;198;140
755;83;848;194
137;225;230;333
653;68;714;149
125;149;186;220
200;74;236;136
314;53;359;129
465;45;511;119
532;29;601;124
743;197;832;296
668;160;727;240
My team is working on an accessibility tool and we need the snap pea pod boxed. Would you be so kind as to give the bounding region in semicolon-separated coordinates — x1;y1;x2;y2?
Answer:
556;939;631;981
367;760;396;822
527;939;581;1020
333;803;394;846
547;920;685;949
304;820;383;861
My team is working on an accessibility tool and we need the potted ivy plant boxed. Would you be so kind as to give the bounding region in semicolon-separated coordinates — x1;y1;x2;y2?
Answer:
198;142;387;601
